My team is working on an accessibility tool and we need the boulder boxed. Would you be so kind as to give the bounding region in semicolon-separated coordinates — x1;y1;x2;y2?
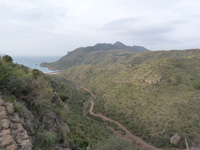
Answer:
0;106;5;112
10;123;23;131
10;113;20;123
20;139;32;150
5;143;17;150
0;99;4;106
0;119;10;129
0;99;33;149
0;134;14;147
0;111;7;119
0;129;11;136
170;133;181;145
5;103;14;115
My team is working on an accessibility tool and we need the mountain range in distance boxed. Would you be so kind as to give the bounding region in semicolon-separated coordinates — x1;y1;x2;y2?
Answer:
40;41;149;70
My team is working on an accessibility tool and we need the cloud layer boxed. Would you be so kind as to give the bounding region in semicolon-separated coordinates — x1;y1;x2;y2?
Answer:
0;0;200;56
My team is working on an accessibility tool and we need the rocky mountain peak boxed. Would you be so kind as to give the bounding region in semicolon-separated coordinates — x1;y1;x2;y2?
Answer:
113;41;126;48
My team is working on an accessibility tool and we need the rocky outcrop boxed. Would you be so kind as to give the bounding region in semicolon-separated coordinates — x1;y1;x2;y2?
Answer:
145;76;163;84
0;99;32;150
191;142;200;150
0;90;71;150
170;133;181;145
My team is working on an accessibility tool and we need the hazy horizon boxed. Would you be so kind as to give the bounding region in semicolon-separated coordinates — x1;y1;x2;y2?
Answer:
1;0;200;56
2;41;200;57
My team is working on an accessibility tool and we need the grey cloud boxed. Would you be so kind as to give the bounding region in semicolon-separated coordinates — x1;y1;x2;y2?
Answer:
102;18;142;30
101;18;175;44
0;0;200;56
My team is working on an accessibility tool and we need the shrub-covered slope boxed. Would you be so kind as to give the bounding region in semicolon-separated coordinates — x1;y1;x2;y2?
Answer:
0;55;71;149
0;54;144;150
56;49;200;149
47;73;144;150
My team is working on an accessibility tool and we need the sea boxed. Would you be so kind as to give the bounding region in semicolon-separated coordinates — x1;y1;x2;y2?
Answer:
12;56;61;73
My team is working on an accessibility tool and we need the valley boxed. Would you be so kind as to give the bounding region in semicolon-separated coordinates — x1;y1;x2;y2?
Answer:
1;42;200;150
1;1;200;149
44;43;200;149
82;85;159;150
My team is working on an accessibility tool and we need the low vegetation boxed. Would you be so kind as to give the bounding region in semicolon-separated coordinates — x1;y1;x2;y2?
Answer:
0;55;70;149
52;49;200;149
91;136;139;150
0;53;146;149
36;130;58;149
46;75;115;149
2;47;200;149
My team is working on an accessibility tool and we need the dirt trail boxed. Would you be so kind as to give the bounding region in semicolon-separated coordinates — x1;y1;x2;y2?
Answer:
83;87;160;150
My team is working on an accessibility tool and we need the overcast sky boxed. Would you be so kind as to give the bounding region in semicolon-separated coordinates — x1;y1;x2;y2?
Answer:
0;0;200;56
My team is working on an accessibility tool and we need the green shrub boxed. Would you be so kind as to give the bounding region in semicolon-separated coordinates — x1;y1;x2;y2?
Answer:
190;77;194;81
173;62;183;68
8;78;25;95
0;62;13;82
14;102;26;115
2;55;13;63
32;69;43;79
36;130;58;149
193;82;200;90
5;95;15;103
56;108;68;121
176;76;182;84
58;93;69;102
167;79;172;83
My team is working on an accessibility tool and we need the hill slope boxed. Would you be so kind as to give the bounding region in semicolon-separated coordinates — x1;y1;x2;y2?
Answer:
0;55;72;149
41;42;149;70
53;49;200;149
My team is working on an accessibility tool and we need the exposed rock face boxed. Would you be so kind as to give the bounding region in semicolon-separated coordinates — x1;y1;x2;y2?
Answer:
0;92;71;150
170;133;181;145
5;103;14;115
145;76;163;84
191;142;200;150
0;99;32;150
0;119;10;129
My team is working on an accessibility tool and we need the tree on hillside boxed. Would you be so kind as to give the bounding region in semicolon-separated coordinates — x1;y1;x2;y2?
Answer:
3;55;13;63
32;69;43;79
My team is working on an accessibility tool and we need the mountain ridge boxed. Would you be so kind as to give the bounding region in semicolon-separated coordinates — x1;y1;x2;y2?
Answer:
40;42;149;70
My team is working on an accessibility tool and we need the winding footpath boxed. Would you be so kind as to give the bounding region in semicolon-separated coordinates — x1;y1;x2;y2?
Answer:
83;87;160;150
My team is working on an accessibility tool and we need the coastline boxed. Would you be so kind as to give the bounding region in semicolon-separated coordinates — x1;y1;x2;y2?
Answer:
13;56;61;73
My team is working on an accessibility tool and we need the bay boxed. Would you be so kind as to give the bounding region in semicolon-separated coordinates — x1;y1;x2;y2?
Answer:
13;56;61;73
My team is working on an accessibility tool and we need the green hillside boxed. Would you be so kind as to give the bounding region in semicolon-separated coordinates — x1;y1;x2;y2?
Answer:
46;72;141;150
52;49;200;149
0;55;134;150
40;42;149;70
0;55;71;149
